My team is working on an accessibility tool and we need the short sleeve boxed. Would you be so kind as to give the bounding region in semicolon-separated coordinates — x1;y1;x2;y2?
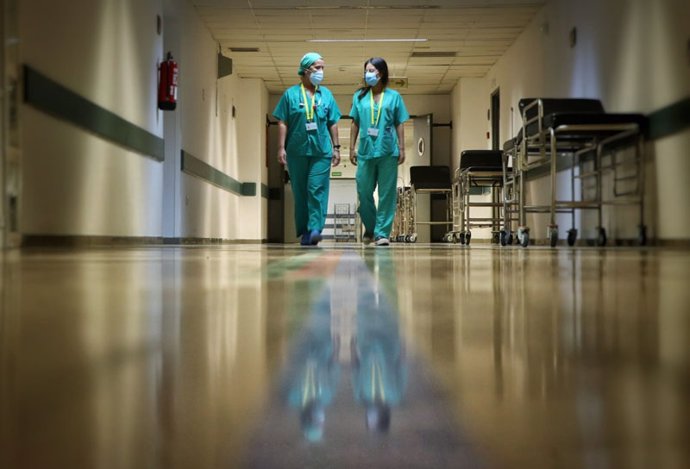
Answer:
327;93;342;127
349;93;361;125
273;92;289;123
394;93;410;127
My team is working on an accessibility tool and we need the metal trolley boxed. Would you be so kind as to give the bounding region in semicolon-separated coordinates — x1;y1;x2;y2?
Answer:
503;98;647;248
333;203;356;242
450;150;506;245
391;186;417;243
409;166;453;243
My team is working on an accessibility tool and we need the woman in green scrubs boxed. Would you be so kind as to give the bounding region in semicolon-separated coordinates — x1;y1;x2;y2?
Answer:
349;57;409;246
274;52;342;246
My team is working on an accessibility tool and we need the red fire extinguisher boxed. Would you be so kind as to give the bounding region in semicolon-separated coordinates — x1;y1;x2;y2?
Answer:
158;52;178;111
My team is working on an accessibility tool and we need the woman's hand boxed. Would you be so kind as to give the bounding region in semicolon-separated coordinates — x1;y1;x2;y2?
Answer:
332;149;341;167
277;148;287;166
398;148;406;165
350;149;358;166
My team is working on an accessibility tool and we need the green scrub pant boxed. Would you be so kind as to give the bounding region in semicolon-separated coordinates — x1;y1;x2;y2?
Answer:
287;156;331;237
356;157;398;239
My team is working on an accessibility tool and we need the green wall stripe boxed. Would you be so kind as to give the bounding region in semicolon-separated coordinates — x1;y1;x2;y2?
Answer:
181;150;259;197
648;97;690;140
261;184;269;199
23;65;164;161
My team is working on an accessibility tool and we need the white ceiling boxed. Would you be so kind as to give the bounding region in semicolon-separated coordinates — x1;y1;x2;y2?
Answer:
191;0;544;95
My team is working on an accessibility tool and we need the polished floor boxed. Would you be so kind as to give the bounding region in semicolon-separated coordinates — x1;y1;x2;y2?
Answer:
0;244;688;469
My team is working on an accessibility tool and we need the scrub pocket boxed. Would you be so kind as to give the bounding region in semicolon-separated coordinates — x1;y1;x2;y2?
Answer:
316;105;332;153
379;126;396;156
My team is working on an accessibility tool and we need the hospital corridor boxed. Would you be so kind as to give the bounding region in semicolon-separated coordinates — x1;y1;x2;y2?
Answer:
1;0;689;468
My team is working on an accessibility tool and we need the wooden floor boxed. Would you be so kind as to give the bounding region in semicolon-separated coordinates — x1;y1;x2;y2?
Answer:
1;243;688;469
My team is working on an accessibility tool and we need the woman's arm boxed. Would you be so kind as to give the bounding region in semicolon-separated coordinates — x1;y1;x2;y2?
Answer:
396;123;405;165
329;123;340;167
277;121;287;165
350;121;360;165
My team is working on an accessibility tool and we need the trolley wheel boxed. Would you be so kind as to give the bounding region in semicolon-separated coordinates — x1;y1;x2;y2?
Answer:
409;233;418;243
492;232;500;244
638;225;647;246
549;227;558;248
465;232;472;246
397;235;405;243
596;227;607;247
500;230;508;246
507;233;514;245
567;228;578;247
452;233;460;244
459;232;466;245
518;227;530;248
404;235;411;243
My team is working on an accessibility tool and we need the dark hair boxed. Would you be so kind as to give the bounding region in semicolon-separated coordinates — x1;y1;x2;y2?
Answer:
357;57;389;100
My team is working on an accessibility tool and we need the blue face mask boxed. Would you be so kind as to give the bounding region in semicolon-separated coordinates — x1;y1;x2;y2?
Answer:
309;70;324;86
365;71;379;86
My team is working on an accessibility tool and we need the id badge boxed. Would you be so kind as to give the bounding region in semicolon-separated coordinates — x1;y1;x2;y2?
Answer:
305;122;317;131
367;127;379;137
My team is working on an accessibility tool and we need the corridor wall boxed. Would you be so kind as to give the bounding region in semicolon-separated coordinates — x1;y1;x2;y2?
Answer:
451;0;690;242
19;0;269;242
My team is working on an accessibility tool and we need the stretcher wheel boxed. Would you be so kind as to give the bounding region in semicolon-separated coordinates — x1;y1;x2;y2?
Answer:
549;228;558;248
452;233;460;244
492;232;500;244
459;232;466;245
409;233;418;243
465;232;472;246
518;228;529;248
596;227;607;247
638;225;647;246
500;230;508;246
567;228;578;247
397;235;405;242
404;235;411;243
507;233;514;245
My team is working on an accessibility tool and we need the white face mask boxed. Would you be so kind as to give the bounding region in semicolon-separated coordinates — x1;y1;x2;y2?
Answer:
365;71;379;86
309;70;324;86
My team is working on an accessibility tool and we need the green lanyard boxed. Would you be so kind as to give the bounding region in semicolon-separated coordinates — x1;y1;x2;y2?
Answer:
301;83;317;121
369;89;385;126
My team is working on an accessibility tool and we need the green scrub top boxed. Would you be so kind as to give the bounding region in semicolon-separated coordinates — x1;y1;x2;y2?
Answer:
273;84;341;158
350;88;410;159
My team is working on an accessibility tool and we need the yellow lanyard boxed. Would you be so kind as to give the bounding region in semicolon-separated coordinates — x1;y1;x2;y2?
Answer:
301;83;317;121
302;359;318;406
370;89;385;126
370;360;387;401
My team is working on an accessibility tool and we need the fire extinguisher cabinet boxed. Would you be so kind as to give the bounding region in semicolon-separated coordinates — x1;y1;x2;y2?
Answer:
158;52;178;111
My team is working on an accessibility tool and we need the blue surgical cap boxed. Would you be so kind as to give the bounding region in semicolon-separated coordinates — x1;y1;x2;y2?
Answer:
298;52;322;76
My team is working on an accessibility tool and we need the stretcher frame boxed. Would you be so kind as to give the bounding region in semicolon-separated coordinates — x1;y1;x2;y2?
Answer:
503;98;647;247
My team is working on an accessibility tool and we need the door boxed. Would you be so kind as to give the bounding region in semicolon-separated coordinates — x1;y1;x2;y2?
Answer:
266;119;285;243
491;88;500;150
1;0;21;248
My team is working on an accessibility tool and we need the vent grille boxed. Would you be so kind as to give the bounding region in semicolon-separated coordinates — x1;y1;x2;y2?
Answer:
411;51;456;58
229;47;260;53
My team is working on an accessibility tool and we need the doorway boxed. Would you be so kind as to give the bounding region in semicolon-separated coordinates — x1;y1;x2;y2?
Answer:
1;0;21;248
490;88;500;150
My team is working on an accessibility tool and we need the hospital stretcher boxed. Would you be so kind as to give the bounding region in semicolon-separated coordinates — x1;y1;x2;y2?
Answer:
450;150;506;245
502;98;648;247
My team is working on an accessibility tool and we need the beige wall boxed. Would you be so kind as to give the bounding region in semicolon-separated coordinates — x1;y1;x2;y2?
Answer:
453;0;690;241
19;0;270;240
21;0;164;236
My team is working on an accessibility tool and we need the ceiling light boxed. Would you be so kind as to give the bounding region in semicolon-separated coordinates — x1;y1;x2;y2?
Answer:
307;38;427;43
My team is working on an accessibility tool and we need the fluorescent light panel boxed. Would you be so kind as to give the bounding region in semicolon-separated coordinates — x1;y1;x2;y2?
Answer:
308;38;427;43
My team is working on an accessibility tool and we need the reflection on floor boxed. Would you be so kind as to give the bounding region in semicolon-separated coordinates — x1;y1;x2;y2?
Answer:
0;244;688;469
